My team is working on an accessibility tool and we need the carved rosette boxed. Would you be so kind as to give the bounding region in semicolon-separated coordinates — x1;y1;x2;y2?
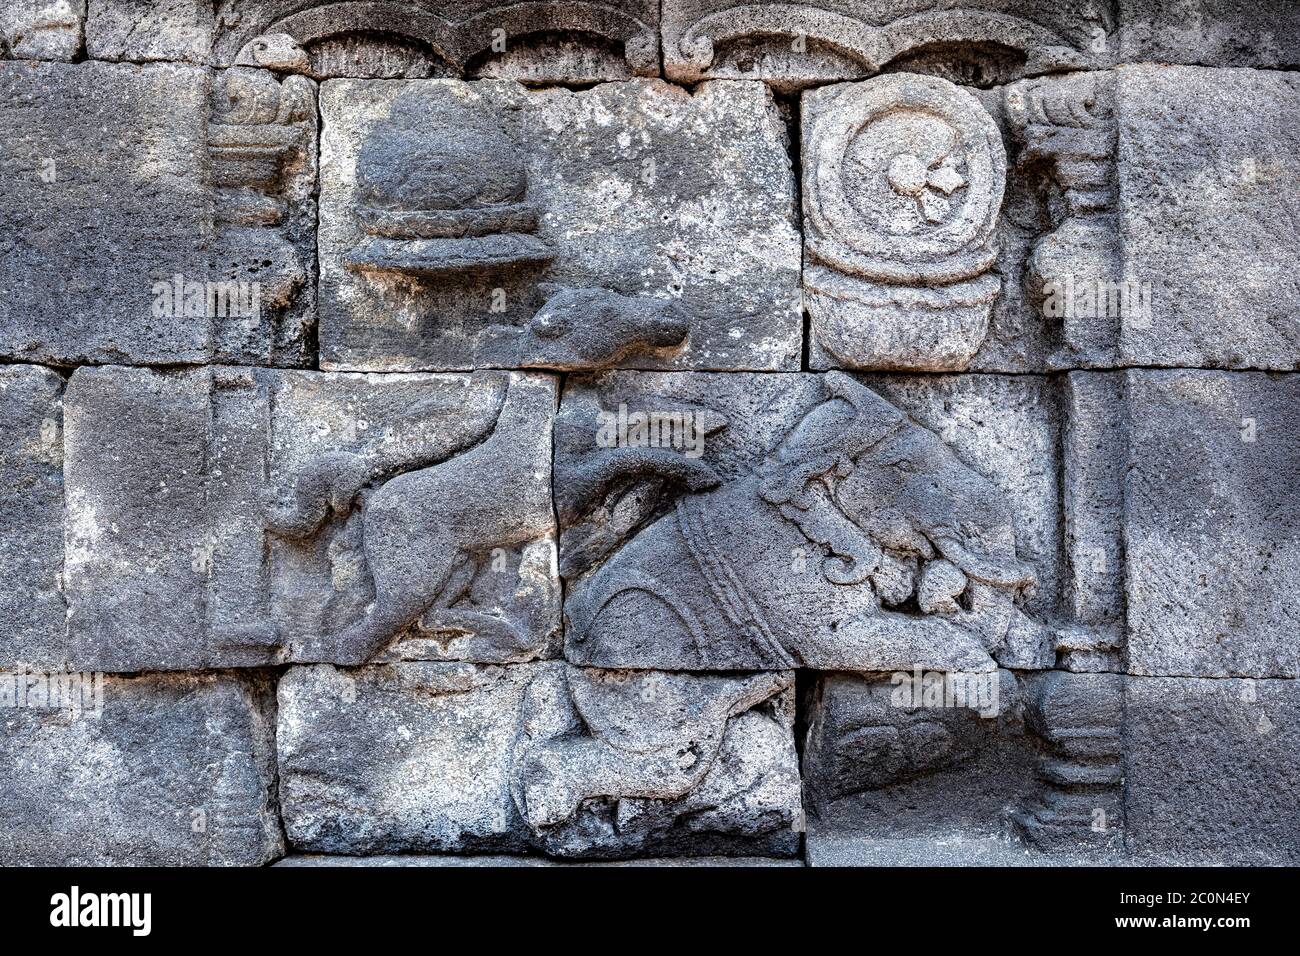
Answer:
805;73;1006;370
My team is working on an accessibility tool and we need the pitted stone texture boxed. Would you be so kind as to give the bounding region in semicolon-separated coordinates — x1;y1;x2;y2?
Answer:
557;372;1053;674
278;662;541;854
319;79;801;372
1059;372;1126;671
1118;0;1300;68
1;1;84;60
63;365;558;671
0;672;282;865
802;670;1035;837
86;0;212;63
1125;676;1299;865
802;75;1006;372
276;854;799;866
515;667;802;859
0;61;317;368
663;0;1111;89
1114;66;1300;369
212;1;659;83
1124;371;1300;678
279;662;802;859
0;366;65;671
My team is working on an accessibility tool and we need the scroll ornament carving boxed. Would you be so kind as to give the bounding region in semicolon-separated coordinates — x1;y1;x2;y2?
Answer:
805;73;1006;370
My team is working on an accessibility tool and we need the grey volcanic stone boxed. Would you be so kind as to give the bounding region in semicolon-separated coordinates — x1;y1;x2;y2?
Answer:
0;672;282;865
211;1;659;83
86;0;212;63
514;667;802;859
1;1;85;60
802;670;1037;837
279;662;803;859
318;79;801;372
278;662;543;855
276;854;799;867
0;61;317;367
1119;0;1300;68
1059;372;1126;671
557;371;1055;673
0;366;65;670
64;365;558;671
1124;370;1300;678
0;61;209;365
1114;66;1300;369
1125;676;1300;864
663;0;1111;89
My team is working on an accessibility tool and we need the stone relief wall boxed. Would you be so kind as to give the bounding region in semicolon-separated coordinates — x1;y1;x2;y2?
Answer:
0;1;1297;867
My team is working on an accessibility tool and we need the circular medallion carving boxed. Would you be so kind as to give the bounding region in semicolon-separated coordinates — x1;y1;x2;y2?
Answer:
807;73;1006;284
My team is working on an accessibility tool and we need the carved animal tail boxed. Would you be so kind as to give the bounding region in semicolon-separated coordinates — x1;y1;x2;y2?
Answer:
265;450;371;539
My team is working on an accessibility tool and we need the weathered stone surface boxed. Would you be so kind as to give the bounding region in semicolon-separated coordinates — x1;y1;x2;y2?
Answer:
1113;66;1300;369
1125;676;1300;864
663;0;1111;89
1014;671;1124;851
319;79;801;372
805;831;1121;866
276;853;799;867
64;366;558;671
0;672;282;865
514;666;802;858
1059;372;1126;671
0;61;317;367
803;74;1006;372
279;662;801;859
1;1;84;60
557;371;1056;673
0;366;66;671
802;670;1037;838
1124;370;1300;678
212;0;660;83
1118;0;1300;68
85;0;212;63
279;662;540;854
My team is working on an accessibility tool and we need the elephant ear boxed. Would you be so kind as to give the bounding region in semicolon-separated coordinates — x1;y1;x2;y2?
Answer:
762;373;906;515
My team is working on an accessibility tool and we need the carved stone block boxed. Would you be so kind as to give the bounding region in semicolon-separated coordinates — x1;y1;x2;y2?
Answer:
318;79;801;372
0;1;85;60
0;61;317;367
213;1;660;83
1124;370;1300;678
0;365;66;671
803;74;1006;371
278;662;801;859
556;371;1057;675
1125;676;1300;864
802;670;1034;837
85;0;212;63
663;0;1112;89
64;366;558;671
1118;0;1300;68
0;672;283;865
516;665;801;858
